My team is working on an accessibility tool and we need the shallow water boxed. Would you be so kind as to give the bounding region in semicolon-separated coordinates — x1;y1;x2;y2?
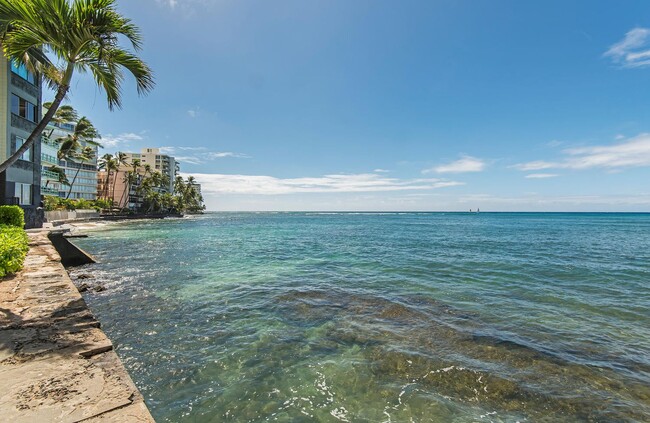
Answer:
70;212;650;422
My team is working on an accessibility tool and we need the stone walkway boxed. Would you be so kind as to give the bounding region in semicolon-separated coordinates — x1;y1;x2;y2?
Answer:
0;232;154;422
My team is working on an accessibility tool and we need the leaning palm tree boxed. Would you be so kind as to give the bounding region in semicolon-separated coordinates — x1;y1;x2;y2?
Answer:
44;164;70;190
0;0;154;173
56;116;102;197
66;146;96;199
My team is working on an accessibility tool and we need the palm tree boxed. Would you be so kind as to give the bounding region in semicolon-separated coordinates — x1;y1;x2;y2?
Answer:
43;103;79;140
98;153;117;202
66;146;96;199
55;116;102;198
44;165;70;190
117;158;141;210
111;152;128;205
0;0;154;174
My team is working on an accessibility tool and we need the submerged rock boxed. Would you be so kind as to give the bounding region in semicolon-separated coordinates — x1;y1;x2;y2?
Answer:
93;285;106;292
77;283;90;293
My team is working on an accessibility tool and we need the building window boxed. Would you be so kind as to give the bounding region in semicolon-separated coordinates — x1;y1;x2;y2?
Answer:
10;61;36;84
14;183;32;206
11;94;38;122
15;137;32;161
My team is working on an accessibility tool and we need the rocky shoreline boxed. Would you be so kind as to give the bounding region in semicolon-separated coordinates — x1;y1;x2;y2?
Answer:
0;231;154;422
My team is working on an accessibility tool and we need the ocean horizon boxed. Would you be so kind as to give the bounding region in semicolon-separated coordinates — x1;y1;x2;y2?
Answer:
71;212;650;422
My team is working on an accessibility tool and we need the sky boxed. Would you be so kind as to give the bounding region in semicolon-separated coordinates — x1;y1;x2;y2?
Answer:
59;0;650;211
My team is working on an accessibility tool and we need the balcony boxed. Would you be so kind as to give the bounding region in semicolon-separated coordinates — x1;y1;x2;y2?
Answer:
41;186;59;196
42;169;60;180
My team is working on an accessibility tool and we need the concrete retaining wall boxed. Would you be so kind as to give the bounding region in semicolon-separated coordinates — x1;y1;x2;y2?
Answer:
45;209;100;223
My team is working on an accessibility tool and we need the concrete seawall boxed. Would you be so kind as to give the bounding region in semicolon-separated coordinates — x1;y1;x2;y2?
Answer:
0;232;154;422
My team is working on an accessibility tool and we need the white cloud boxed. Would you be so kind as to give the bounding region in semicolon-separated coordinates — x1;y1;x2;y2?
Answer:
207;152;249;159
513;133;650;171
424;156;486;174
373;169;390;173
525;173;558;179
187;108;199;118
604;27;650;68
157;0;178;8
101;132;144;148
159;146;249;164
186;172;464;195
512;160;556;171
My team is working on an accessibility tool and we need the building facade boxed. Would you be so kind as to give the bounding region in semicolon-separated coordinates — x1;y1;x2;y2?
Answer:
44;120;99;200
98;148;178;211
0;59;42;226
123;148;177;193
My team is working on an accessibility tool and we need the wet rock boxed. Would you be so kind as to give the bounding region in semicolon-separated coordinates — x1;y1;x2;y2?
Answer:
93;285;106;292
76;274;92;280
78;283;90;293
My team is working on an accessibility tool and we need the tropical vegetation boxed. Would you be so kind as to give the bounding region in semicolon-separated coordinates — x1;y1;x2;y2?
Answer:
42;196;111;212
97;153;205;214
0;206;28;278
0;0;154;174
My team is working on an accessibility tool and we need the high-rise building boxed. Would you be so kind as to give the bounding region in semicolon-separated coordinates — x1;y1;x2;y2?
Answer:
123;148;177;193
0;59;42;226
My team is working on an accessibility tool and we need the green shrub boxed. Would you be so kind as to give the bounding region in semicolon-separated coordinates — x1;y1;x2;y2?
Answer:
43;195;60;212
0;225;29;278
0;205;25;228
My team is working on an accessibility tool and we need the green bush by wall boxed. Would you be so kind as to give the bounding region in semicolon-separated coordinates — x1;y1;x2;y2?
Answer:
0;205;25;228
0;225;29;278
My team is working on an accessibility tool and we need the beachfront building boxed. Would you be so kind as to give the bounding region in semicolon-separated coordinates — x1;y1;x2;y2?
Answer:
98;148;179;210
190;182;202;198
123;148;177;193
97;168;139;209
0;59;42;222
40;134;61;197
44;120;99;200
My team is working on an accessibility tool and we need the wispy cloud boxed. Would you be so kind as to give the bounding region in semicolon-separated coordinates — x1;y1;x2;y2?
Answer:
101;132;145;148
525;173;558;179
373;169;390;173
604;27;650;68
187;173;464;195
424;156;486;174
160;146;249;165
157;0;179;9
513;133;650;171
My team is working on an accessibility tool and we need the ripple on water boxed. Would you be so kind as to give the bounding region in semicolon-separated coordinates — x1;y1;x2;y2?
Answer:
69;212;650;422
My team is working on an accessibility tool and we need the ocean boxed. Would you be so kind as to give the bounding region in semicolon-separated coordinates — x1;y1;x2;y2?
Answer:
70;212;650;422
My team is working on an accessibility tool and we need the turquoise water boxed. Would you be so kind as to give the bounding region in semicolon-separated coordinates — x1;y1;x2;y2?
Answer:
71;213;650;422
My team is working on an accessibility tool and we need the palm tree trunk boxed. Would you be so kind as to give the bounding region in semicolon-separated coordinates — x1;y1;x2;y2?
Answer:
66;165;82;199
118;176;130;210
111;172;118;209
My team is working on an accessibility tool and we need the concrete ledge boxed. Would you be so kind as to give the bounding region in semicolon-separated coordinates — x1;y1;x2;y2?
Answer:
0;233;154;422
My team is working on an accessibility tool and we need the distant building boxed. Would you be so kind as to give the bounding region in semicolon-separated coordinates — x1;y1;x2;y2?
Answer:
123;148;177;193
44;119;99;200
0;59;42;226
97;169;134;209
190;183;201;198
98;148;179;210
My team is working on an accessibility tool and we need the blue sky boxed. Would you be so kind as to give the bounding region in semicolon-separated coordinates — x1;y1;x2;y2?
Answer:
60;0;650;211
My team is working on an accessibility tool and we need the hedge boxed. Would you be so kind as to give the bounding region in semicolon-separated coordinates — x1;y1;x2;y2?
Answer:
0;205;25;228
0;224;29;278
